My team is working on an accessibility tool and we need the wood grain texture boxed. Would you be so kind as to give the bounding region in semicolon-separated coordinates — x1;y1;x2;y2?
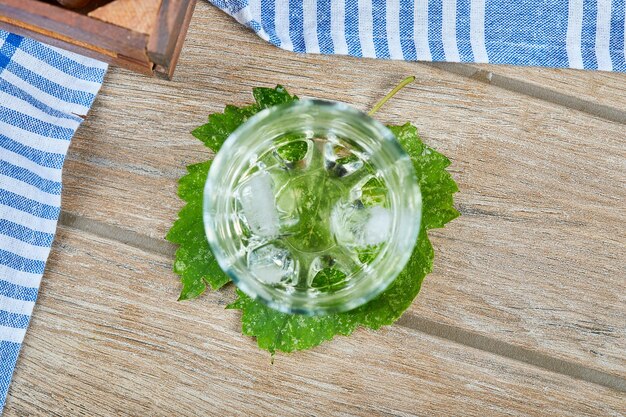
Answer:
428;63;626;125
4;227;625;416
56;1;626;381
151;0;196;79
147;0;197;71
5;1;626;412
0;0;149;61
0;0;194;77
0;16;156;75
470;63;626;111
89;0;162;34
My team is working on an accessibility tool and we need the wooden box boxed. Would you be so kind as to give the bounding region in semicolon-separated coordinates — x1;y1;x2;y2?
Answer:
0;0;196;79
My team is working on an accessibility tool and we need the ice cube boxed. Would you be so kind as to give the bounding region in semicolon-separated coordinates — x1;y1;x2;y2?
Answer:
238;172;280;237
331;203;392;248
361;206;392;245
248;244;295;284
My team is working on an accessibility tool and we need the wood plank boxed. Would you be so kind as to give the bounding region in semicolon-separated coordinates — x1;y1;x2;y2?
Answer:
0;0;193;77
0;0;149;63
60;1;626;380
4;226;625;416
468;63;626;114
0;17;153;75
152;0;196;79
429;62;626;125
147;0;197;74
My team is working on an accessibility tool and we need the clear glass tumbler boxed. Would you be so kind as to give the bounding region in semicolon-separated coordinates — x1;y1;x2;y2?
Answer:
203;100;421;315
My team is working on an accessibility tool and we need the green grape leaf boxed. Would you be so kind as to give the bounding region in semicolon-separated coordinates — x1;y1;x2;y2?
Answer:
361;177;387;206
390;123;460;230
311;268;348;291
227;289;358;353
165;161;229;299
167;85;460;353
226;123;459;353
253;85;298;109
167;86;298;299
191;85;297;152
276;140;309;161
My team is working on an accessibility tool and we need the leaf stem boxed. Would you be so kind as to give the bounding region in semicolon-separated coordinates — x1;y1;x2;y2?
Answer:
368;76;416;117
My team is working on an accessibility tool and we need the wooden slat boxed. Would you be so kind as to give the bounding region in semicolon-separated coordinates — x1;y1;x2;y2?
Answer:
60;1;626;381
469;63;626;112
0;17;153;75
0;0;194;77
0;0;149;63
147;0;197;73
4;226;625;416
0;11;154;75
152;0;196;79
429;62;626;125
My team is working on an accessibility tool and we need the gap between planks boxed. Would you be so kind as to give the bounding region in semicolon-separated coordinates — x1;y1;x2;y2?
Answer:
57;210;626;393
426;62;626;125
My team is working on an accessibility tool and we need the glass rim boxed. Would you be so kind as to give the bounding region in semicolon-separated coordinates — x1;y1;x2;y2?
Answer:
203;99;422;315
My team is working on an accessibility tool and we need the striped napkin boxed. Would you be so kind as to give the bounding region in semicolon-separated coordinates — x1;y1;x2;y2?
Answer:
0;30;106;411
211;0;626;71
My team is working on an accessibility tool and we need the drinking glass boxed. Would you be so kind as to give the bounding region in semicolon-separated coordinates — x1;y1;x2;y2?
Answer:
203;100;421;315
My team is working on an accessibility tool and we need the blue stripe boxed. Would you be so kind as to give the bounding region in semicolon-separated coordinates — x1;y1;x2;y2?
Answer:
0;106;74;140
289;0;306;52
0;159;62;195
0;310;30;329
609;0;625;71
317;0;335;54
428;0;445;61
212;0;249;13
0;249;45;275
0;34;22;73
345;0;363;57
248;20;263;33
5;61;96;108
0;134;65;169
261;0;281;46
582;0;599;69
0;78;82;123
456;0;474;62
16;39;106;84
0;279;39;302
0;189;60;220
483;0;569;68
372;0;391;58
0;219;54;247
0;341;21;411
399;0;417;60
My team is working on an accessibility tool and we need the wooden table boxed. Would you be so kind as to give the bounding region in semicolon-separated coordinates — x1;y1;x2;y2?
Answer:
5;2;626;415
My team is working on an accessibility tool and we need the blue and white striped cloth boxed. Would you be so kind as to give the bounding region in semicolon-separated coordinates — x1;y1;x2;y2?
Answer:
0;30;106;411
211;0;626;71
